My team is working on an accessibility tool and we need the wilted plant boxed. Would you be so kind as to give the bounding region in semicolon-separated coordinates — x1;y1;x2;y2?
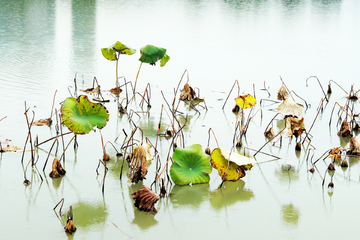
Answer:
132;185;159;214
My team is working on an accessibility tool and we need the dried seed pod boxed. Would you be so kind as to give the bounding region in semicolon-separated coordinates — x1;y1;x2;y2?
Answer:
347;137;360;155
309;168;315;173
337;120;352;137
132;185;159;214
160;179;166;198
327;84;332;94
236;140;242;148
103;153;110;161
232;105;240;113
109;86;122;95
166;130;174;138
179;84;196;101
49;157;66;178
264;127;275;139
327;162;335;171
23;179;31;185
64;205;76;234
341;159;348;168
126;154;132;163
205;147;211;155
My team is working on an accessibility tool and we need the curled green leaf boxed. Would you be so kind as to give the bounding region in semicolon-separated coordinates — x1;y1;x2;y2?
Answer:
61;95;109;134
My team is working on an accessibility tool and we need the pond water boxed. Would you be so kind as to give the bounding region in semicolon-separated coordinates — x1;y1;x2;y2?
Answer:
1;0;360;239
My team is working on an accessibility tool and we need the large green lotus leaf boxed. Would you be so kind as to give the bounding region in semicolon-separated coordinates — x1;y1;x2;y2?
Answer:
139;45;167;65
170;144;212;185
235;94;256;109
210;148;256;181
61;95;109;134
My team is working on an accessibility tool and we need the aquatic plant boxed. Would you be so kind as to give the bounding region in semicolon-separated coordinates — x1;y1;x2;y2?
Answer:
170;144;212;185
101;41;136;91
133;44;170;93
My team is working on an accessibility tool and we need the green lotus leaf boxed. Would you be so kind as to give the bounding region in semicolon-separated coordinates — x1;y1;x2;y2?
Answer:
210;148;256;181
101;41;136;61
170;144;212;186
61;95;109;134
139;45;168;65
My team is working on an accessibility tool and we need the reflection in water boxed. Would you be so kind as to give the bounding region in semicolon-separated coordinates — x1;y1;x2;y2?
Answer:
210;180;254;210
132;210;158;230
281;203;300;226
70;201;108;230
275;164;299;184
170;183;210;208
71;0;97;75
51;175;64;189
339;136;351;147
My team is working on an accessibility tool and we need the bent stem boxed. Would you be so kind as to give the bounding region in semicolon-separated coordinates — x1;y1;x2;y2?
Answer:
133;62;143;94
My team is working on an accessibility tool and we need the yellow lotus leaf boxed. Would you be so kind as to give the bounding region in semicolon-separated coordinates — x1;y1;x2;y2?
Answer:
235;94;256;109
211;148;257;181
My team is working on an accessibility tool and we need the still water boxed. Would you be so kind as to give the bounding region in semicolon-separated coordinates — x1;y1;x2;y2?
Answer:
1;0;360;239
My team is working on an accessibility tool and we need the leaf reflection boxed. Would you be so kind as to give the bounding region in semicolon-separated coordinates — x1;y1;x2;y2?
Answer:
209;180;254;210
281;203;300;226
67;201;108;230
170;183;210;208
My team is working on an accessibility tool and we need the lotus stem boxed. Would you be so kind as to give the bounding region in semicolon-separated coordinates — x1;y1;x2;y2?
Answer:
254;127;286;157
43;138;59;172
115;53;120;88
53;198;65;213
133;62;143;94
329;79;348;95
302;98;324;144
50;90;58;120
306;76;328;102
222;79;240;109
34;131;72;147
58;134;76;162
207;128;220;149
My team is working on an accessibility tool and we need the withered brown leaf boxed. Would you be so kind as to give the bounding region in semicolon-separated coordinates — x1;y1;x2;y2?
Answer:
179;84;196;101
347;137;360;155
132;185;159;214
49;157;66;178
337;120;352;137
